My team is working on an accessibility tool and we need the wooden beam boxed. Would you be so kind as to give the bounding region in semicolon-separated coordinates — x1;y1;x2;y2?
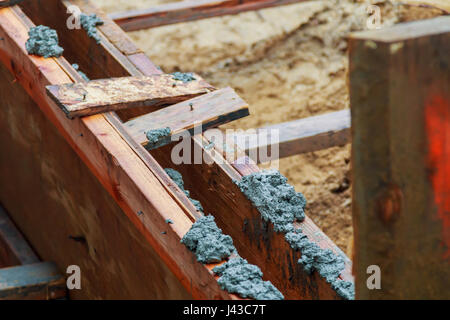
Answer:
0;205;39;268
0;5;233;299
124;87;249;147
349;16;450;299
228;109;350;163
110;0;309;32
0;262;65;300
46;74;214;118
0;0;23;8
400;0;450;12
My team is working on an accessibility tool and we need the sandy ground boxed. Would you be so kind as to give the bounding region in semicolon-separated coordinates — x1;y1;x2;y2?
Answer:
96;0;444;253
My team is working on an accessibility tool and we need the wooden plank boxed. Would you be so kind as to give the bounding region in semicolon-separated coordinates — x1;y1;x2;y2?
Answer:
46;74;214;118
0;0;23;8
110;0;309;31
124;87;249;147
228;109;350;163
0;262;65;300
349;16;450;299
0;206;39;268
0;6;232;299
400;0;450;12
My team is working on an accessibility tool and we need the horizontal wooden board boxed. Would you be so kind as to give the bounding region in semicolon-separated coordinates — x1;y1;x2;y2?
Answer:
0;205;39;268
124;87;249;146
0;262;66;300
350;15;450;42
110;0;309;31
46;74;214;118
0;0;24;8
227;109;350;162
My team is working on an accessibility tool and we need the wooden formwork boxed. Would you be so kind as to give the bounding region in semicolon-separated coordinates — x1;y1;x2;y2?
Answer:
0;0;448;300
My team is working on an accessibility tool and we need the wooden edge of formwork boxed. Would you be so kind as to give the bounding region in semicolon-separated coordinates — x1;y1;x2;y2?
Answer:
226;109;351;162
0;5;238;300
109;0;310;32
0;262;66;300
19;0;354;299
0;205;66;300
0;205;39;267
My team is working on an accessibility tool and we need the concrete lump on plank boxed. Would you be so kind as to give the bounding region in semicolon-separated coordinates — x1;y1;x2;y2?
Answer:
25;25;64;58
164;168;204;213
171;72;196;83
145;127;171;151
236;169;306;233
213;257;284;300
285;229;345;282
181;215;235;264
284;228;354;300
167;168;284;299
237;169;354;300
80;13;104;44
71;63;90;82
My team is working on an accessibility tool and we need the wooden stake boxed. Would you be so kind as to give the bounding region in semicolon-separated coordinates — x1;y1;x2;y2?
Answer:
350;16;450;299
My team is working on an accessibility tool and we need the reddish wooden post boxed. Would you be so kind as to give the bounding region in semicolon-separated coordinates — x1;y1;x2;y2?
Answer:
349;16;450;299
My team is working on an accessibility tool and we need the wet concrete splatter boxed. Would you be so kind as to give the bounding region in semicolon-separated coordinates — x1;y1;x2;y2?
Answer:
25;25;63;58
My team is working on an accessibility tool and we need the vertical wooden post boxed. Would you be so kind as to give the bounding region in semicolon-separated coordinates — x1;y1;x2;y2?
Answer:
350;16;450;299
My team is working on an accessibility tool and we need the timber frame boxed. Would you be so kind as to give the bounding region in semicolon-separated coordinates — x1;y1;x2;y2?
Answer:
0;0;448;300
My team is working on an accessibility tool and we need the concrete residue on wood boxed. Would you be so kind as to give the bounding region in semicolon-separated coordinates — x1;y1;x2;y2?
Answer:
71;63;90;82
238;169;354;299
181;215;235;263
285;229;344;281
164;168;204;213
145;127;171;151
285;228;354;299
236;170;307;233
25;25;64;58
171;72;196;83
213;257;284;300
166;168;283;299
80;13;104;44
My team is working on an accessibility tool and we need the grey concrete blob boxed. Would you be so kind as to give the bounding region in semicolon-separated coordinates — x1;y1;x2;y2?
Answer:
213;257;284;300
170;72;196;83
71;63;90;82
237;170;354;299
236;169;306;233
145;127;172;151
80;13;104;44
25;25;64;58
181;215;235;264
164;168;204;213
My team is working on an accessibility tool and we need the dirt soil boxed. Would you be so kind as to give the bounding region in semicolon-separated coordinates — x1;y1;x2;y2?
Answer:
96;0;444;253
